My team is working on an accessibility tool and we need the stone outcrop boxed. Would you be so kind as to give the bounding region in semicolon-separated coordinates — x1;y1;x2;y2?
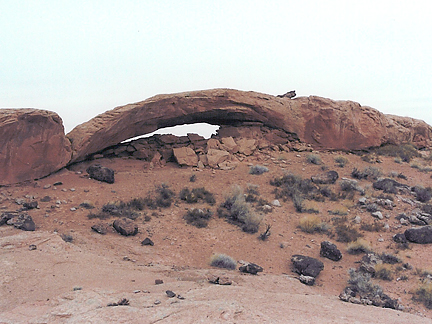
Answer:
0;109;71;185
66;89;432;163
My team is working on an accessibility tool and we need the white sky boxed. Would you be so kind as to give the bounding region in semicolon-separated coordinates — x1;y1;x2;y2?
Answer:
1;0;431;134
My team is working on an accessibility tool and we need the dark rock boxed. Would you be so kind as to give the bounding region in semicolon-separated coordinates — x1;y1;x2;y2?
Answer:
239;263;263;275
218;277;233;285
86;164;115;184
113;218;138;236
0;212;17;226
29;244;37;250
277;90;296;98
311;171;339;185
392;233;407;244
141;237;154;246
40;196;51;202
373;178;406;193
320;241;342;261
155;279;164;285
360;253;381;275
53;181;63;186
404;226;432;244
166;290;176;298
107;298;129;307
299;275;315;286
9;213;36;231
291;255;324;278
91;223;108;235
22;201;38;210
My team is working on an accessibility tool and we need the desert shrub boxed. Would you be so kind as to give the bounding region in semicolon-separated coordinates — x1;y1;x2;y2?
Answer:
372;178;402;194
328;208;348;216
347;268;383;297
96;201;140;220
334;155;348;168
319;186;337;200
351;166;382;180
218;185;262;233
374;143;420;162
258;224;271;241
410;162;432;173
360;221;384;232
246;184;260;196
347;238;372;254
271;173;320;209
306;153;322;165
412;185;432;203
298;215;328;233
184;208;212;228
414;282;432;309
210;253;237;270
155;184;175;207
365;203;379;213
180;187;216;205
189;174;196;182
380;252;401;264
335;224;362;243
79;202;94;209
394;157;402;164
127;198;147;211
374;264;393;281
249;165;269;175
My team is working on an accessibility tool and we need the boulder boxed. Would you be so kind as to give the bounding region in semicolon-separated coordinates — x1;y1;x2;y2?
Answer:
91;223;108;235
239;263;263;275
236;138;257;156
291;255;324;278
7;213;35;231
141;237;154;246
311;171;339;184
206;149;230;168
113;218;138;236
320;241;342;261
173;147;198;166
220;137;239;153
0;109;72;185
86;164;115;184
392;233;407;244
404;226;432;244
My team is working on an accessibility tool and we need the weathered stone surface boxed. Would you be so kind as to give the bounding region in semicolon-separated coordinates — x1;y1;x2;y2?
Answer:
291;255;324;278
404;226;432;244
206;149;230;168
311;171;339;185
0;109;71;185
320;241;342;261
113;218;138;236
66;89;432;163
239;263;263;275
173;147;198;166
86;165;115;184
236;138;256;156
8;213;36;231
220;137;239;153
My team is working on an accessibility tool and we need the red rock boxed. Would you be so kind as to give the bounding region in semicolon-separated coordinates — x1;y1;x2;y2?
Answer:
66;89;432;163
173;147;198;166
0;109;71;185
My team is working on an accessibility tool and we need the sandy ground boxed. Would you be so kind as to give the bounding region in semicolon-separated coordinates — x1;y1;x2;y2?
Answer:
1;151;432;323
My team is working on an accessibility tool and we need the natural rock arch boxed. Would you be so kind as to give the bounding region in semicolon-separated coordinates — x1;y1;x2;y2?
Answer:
66;88;432;163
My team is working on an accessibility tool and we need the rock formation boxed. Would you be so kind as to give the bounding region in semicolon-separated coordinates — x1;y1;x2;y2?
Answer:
0;109;71;185
66;89;432;163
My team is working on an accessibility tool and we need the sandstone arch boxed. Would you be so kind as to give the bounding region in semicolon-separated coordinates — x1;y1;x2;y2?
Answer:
66;88;432;163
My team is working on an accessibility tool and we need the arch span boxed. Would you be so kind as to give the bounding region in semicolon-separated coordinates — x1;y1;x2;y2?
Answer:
66;88;432;164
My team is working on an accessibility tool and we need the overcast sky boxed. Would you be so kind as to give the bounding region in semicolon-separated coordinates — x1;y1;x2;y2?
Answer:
1;0;431;135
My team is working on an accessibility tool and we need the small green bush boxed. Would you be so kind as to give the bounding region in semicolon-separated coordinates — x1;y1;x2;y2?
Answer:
412;185;432;203
374;264;393;281
347;238;372;254
347;268;383;297
335;224;362;243
179;187;216;205
218;186;262;233
210;253;237;270
334;155;349;168
184;208;212;228
351;166;382;180
306;153;322;165
298;215;328;233
374;143;420;162
414;282;432;309
155;184;175;207
360;221;384;232
249;165;269;175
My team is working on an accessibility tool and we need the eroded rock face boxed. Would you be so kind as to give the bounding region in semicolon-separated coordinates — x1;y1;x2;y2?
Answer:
0;109;71;185
66;89;432;163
